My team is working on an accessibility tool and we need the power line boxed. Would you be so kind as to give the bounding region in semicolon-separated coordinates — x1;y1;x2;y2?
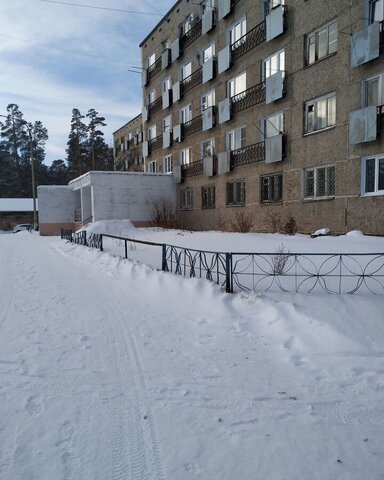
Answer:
0;33;141;73
38;0;162;16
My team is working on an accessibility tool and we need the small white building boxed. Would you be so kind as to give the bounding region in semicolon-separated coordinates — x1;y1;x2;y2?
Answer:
37;171;176;236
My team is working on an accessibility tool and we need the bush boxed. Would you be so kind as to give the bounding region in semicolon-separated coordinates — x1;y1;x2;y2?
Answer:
271;243;291;275
284;216;298;235
265;211;282;233
151;197;176;229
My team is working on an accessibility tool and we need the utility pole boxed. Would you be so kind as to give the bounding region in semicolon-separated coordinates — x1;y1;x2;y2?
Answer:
25;123;38;229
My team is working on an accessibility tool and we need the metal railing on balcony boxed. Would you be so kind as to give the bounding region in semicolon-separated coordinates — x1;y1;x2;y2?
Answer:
230;142;265;168
147;57;162;83
377;105;384;131
181;19;202;51
182;159;204;178
380;20;384;51
181;68;202;96
183;115;203;138
231;20;266;61
231;81;266;115
148;97;162;117
148;134;163;152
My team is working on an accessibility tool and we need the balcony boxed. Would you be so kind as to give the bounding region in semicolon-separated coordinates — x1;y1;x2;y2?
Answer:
181;20;202;51
232;81;266;115
351;20;384;67
148;134;163;153
231;20;266;62
349;104;384;144
181;159;204;179
230;142;265;169
183;115;203;138
148;97;162;118
181;68;203;96
147;57;162;83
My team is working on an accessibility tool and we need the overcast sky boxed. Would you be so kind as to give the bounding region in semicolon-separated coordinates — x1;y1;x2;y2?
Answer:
0;0;175;164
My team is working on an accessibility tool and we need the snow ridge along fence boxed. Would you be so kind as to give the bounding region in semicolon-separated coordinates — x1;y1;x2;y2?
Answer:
60;230;384;295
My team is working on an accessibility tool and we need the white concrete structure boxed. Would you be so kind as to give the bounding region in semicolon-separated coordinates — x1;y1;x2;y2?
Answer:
0;198;38;213
38;171;176;235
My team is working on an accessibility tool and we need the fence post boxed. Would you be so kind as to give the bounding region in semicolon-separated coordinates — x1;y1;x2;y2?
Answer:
162;244;168;271
225;253;233;293
100;234;103;252
125;239;128;259
83;230;87;246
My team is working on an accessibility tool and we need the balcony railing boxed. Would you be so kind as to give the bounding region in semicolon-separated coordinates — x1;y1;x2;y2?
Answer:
231;81;266;115
147;57;162;83
377;105;384;131
181;20;202;51
182;159;204;178
183;115;203;138
181;68;202;96
231;20;266;62
148;97;162;117
148;134;163;153
230;142;265;169
381;20;384;51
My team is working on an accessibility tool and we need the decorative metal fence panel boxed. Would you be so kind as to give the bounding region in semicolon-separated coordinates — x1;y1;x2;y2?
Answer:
61;230;384;295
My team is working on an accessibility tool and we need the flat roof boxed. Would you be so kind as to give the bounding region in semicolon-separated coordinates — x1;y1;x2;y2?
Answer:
113;113;142;135
139;0;183;48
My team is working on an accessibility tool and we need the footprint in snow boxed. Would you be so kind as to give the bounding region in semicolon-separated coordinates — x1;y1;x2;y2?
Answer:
25;395;43;417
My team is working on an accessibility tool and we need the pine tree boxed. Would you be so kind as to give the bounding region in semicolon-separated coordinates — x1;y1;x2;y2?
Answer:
48;160;69;185
66;108;87;179
85;108;113;171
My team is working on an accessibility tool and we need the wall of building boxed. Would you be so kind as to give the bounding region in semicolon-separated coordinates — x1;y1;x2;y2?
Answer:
113;114;144;172
37;186;76;235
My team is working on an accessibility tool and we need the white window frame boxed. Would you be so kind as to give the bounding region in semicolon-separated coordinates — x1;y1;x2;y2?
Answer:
162;77;172;94
148;124;156;140
163;155;173;173
162;115;172;132
304;92;336;134
226;126;246;151
201;90;215;111
303;164;335;200
228;15;246;46
147;52;156;68
263;49;285;80
369;0;384;23
306;20;338;66
180;188;194;210
148;89;156;104
364;74;383;107
179;104;193;124
264;112;284;138
361;155;384;195
202;43;215;63
228;72;247;98
180;61;192;81
180;147;192;165
148;160;157;173
201;138;215;157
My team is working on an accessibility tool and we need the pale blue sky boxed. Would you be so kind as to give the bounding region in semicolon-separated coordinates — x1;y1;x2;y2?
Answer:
0;0;175;164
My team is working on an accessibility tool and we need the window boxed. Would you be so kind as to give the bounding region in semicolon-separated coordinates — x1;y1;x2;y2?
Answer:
261;174;283;203
306;20;337;66
229;16;246;45
180;61;192;81
148;124;156;140
147;52;156;68
227;180;246;206
201;91;215;111
148;89;156;104
180;188;193;210
180;104;192;124
227;127;246;151
148;160;157;173
202;43;215;63
364;75;382;106
361;155;384;195
162;77;172;93
202;185;216;208
303;164;335;199
201;139;214;157
181;13;198;35
163;155;172;173
180;147;192;165
201;0;215;12
162;115;172;132
263;0;285;17
161;38;171;51
264;49;285;79
369;0;384;23
264;112;284;138
305;92;336;133
228;72;247;98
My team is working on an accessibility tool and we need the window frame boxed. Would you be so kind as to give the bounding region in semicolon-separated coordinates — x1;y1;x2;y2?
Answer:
148;160;157;173
363;74;383;107
263;49;285;80
163;154;173;173
264;111;284;139
180;61;192;81
227;179;246;206
361;155;384;195
305;20;338;67
303;164;336;200
180;147;192;165
201;185;216;209
260;173;283;203
162;115;172;133
180;188;194;210
179;104;193;124
304;92;336;134
226;126;246;151
201;90;215;112
228;71;247;98
227;15;247;46
202;43;215;63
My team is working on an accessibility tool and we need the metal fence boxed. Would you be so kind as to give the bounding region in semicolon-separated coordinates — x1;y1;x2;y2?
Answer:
61;229;384;295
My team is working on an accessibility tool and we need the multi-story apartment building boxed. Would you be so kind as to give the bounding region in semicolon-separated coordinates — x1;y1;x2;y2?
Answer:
139;0;384;235
113;114;144;172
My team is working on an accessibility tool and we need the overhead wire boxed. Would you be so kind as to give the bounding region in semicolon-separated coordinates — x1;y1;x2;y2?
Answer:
38;0;162;16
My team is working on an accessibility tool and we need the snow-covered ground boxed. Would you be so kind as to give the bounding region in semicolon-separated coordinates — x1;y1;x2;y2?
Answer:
1;228;384;479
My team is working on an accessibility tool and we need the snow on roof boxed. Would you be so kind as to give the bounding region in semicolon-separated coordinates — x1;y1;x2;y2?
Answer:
0;198;38;212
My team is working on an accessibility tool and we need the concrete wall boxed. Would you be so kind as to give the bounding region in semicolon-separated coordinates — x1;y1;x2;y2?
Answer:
37;186;76;235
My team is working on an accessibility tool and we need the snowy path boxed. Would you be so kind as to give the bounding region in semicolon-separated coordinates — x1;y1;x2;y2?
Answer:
1;233;384;479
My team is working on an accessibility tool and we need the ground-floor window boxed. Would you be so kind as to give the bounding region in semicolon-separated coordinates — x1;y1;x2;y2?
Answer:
180;188;193;210
148;160;157;173
261;173;283;203
361;155;384;195
163;155;172;173
201;185;216;209
303;164;335;199
227;180;246;206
